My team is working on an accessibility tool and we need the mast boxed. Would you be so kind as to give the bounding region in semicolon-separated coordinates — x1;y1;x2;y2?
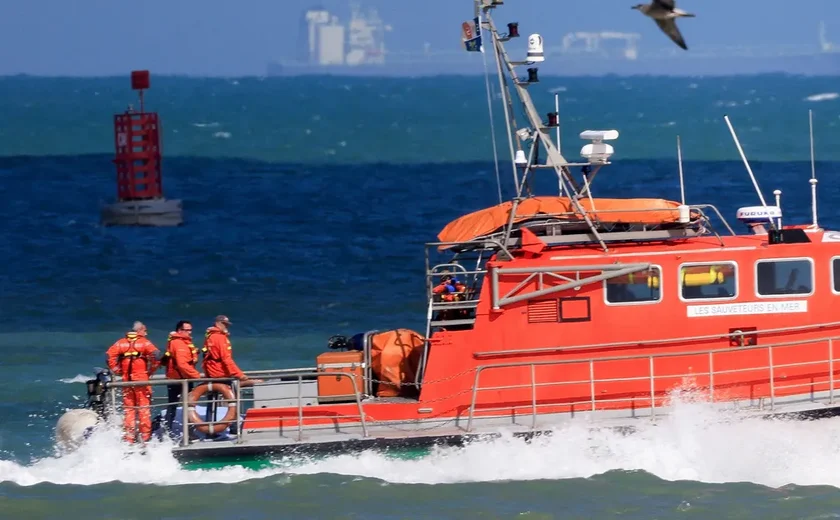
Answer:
475;0;610;252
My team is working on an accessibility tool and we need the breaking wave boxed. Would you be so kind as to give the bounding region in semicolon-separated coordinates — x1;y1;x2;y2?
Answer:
805;92;839;102
58;375;90;384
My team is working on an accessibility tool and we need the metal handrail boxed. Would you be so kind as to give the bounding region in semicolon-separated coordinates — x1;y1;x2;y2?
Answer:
690;204;737;236
466;335;840;432
105;369;369;446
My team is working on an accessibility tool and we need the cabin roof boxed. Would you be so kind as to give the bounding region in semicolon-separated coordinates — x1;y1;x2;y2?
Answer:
504;228;829;263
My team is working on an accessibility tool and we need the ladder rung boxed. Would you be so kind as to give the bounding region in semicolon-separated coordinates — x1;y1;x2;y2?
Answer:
430;319;476;327
432;301;480;310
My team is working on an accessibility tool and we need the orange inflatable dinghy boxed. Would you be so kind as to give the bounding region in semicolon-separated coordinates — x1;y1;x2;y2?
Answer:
369;329;425;398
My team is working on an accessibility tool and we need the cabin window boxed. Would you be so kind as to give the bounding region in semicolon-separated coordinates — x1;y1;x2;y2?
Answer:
755;258;813;297
833;258;840;294
604;266;662;304
679;262;737;300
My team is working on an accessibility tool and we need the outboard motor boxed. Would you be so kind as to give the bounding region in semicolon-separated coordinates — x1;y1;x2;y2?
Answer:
327;334;349;350
327;333;364;352
55;368;111;453
85;368;113;418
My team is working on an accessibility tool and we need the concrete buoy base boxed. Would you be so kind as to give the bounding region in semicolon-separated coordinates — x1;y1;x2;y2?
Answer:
100;197;183;227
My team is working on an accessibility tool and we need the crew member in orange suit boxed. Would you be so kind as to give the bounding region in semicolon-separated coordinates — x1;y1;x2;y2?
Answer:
162;320;202;434
433;274;467;302
202;315;261;386
202;315;261;435
432;275;469;322
106;321;160;443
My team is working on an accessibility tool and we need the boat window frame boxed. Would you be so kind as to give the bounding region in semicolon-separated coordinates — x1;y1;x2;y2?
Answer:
832;256;840;295
677;260;739;303
602;264;664;307
753;256;815;299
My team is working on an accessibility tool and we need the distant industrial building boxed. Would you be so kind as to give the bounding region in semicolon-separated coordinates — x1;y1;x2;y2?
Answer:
267;11;839;78
295;3;390;67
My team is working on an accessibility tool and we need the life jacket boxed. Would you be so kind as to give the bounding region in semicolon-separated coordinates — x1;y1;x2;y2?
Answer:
161;331;206;366
115;332;154;380
203;327;228;362
202;326;245;379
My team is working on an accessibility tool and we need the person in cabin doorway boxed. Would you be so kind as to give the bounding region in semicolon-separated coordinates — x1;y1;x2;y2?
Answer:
161;320;202;436
433;274;467;302
432;274;468;321
105;321;160;443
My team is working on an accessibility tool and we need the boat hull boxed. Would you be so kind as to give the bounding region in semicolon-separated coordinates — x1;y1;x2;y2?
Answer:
168;389;840;464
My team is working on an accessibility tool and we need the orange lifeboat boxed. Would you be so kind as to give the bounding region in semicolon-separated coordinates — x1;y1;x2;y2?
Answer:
437;196;689;245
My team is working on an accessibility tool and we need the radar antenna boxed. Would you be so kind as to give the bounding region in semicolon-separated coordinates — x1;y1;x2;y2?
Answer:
476;0;618;253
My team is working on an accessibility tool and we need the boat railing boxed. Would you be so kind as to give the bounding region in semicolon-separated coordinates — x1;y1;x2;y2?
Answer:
425;260;488;328
690;204;736;236
466;334;840;432
104;369;368;446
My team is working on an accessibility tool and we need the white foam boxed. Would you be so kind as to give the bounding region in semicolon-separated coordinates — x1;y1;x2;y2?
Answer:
285;396;840;489
58;375;89;384
6;395;840;488
805;92;839;102
0;419;287;486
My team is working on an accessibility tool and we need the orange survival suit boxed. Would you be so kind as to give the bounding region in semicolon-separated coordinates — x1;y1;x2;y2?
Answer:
162;331;202;434
164;331;202;380
202;326;246;380
106;331;160;443
433;277;467;302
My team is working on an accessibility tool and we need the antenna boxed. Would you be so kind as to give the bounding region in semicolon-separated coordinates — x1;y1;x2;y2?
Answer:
555;92;563;196
677;135;685;205
809;109;819;228
554;92;562;155
724;115;769;208
478;0;610;252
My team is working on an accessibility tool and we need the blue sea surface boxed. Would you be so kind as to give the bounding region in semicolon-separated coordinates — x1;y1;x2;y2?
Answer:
0;74;838;163
1;75;840;519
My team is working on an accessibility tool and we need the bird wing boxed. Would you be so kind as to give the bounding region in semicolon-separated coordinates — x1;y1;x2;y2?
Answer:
653;0;676;9
655;18;688;50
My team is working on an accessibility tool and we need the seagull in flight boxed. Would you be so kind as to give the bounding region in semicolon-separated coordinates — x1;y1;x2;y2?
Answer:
632;0;695;50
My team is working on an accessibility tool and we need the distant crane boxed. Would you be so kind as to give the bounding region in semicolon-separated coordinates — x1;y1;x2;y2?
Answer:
819;21;835;53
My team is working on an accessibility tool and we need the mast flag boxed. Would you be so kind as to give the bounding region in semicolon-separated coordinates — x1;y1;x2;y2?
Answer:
462;16;483;52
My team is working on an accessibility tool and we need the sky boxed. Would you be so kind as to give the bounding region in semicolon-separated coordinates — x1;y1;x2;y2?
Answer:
1;0;838;76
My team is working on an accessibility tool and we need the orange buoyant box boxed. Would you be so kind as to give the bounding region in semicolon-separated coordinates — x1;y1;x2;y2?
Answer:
316;350;364;403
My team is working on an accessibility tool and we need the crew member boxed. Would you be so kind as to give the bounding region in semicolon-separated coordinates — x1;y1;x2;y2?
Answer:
433;274;467;302
432;275;468;322
202;315;261;435
202;315;261;386
106;321;160;443
161;320;202;435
